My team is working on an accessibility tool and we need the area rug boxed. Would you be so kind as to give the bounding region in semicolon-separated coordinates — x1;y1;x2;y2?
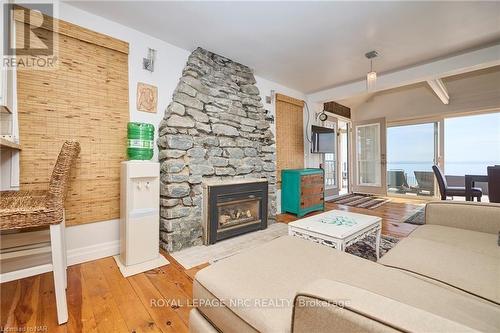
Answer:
328;193;391;210
403;207;426;225
171;223;400;269
346;235;400;262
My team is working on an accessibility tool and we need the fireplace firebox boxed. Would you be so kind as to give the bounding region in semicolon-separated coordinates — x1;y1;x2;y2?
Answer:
203;179;268;245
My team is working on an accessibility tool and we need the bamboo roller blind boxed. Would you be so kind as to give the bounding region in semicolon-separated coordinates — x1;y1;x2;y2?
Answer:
275;93;305;187
16;13;129;226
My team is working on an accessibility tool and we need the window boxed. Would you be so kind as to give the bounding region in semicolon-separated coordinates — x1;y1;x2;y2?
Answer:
387;122;437;196
444;112;500;175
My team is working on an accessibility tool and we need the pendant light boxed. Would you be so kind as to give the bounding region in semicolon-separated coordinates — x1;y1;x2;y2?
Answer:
365;50;378;90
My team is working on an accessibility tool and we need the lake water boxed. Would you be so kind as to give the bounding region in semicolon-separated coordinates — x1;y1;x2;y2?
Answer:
387;161;498;186
388;161;498;175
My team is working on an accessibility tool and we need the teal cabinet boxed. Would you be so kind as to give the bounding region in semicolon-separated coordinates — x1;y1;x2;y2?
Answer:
281;168;324;217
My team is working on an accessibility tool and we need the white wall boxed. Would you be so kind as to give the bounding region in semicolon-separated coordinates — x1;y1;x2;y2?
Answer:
57;2;191;162
254;75;305;136
304;100;324;169
3;2;310;273
346;66;500;123
254;76;306;212
252;80;328;209
58;3;310;259
0;2;193;272
58;3;308;162
2;1;190;273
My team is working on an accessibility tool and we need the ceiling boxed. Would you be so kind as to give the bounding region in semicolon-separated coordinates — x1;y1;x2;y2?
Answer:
338;65;500;109
66;1;500;94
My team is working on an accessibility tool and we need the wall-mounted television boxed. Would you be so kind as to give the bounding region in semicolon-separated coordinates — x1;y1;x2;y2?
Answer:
311;125;335;153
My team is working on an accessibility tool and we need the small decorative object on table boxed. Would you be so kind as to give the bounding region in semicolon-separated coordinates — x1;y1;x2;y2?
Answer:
320;216;357;226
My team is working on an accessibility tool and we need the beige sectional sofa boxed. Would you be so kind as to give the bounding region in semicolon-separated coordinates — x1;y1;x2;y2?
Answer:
190;201;500;332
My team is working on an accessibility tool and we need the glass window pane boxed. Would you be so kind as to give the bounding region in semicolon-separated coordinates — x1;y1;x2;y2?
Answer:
357;123;381;186
387;122;436;196
445;112;500;175
323;121;337;188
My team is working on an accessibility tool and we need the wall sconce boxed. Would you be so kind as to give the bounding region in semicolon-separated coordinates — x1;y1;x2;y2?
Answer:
143;48;156;72
265;89;275;104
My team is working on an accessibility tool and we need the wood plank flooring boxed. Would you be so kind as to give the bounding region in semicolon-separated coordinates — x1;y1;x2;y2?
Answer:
278;197;424;238
0;197;424;332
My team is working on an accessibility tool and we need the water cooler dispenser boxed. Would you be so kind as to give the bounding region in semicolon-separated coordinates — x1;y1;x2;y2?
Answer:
114;161;168;277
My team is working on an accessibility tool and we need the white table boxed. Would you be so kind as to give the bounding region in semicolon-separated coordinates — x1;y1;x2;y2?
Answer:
288;210;382;259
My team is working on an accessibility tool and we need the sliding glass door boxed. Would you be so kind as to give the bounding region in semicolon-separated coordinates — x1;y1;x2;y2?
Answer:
386;122;438;197
444;112;500;199
444;112;500;174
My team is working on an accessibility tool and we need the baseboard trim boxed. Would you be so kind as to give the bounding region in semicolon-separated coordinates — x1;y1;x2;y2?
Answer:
0;263;53;283
0;240;120;283
67;240;120;266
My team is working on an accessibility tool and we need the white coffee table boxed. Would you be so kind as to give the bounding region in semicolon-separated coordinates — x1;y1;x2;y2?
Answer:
288;210;382;259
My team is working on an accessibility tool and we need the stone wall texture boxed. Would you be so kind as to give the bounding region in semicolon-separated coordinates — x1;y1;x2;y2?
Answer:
158;47;276;252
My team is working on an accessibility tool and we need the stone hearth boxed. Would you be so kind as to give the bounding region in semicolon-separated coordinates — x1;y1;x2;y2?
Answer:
158;48;276;252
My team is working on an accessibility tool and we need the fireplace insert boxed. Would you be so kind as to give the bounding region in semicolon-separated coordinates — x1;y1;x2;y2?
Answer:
203;179;268;245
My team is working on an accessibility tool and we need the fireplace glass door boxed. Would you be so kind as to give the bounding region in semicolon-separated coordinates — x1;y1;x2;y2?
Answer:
217;197;261;231
206;181;268;244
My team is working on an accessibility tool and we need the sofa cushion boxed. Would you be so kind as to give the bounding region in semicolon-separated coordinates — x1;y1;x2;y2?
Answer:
407;224;499;258
189;309;220;333
425;201;500;234
194;235;500;332
379;225;500;304
193;279;258;333
293;279;480;333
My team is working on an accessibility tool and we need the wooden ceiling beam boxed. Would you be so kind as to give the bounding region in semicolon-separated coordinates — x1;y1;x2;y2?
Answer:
427;78;449;104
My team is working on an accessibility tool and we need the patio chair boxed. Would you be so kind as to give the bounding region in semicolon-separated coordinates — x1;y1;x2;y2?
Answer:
432;165;482;201
487;165;500;203
412;171;435;196
387;170;410;193
0;141;81;324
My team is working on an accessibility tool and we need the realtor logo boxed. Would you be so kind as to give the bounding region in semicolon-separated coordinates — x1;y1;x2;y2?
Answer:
3;3;58;69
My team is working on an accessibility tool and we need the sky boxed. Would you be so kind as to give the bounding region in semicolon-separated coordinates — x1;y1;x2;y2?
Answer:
444;112;500;163
387;123;436;163
387;112;500;175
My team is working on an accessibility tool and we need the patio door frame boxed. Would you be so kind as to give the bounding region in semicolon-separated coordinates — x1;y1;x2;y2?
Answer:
320;112;352;200
321;116;339;199
352;117;387;196
386;117;444;200
347;106;498;201
438;107;500;176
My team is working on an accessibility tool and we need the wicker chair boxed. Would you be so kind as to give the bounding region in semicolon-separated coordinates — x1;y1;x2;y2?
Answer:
0;141;80;324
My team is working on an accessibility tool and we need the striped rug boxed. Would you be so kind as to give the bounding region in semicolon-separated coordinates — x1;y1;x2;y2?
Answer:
328;193;391;210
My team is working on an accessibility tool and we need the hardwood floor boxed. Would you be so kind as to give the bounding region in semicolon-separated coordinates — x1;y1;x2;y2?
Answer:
277;196;424;238
0;197;424;332
1;252;200;333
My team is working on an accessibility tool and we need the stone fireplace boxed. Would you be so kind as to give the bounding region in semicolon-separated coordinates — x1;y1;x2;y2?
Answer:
203;179;268;245
158;48;276;252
